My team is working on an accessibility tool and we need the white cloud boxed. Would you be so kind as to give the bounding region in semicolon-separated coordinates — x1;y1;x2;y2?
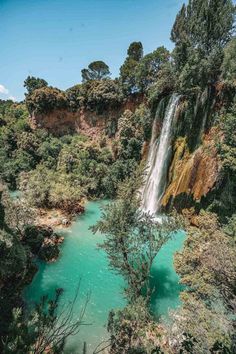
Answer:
0;84;17;101
0;84;9;95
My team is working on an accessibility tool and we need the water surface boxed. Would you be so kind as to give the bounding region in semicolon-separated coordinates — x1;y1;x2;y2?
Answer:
24;200;185;353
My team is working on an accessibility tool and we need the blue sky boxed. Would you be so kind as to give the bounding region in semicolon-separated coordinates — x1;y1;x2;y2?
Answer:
0;0;182;101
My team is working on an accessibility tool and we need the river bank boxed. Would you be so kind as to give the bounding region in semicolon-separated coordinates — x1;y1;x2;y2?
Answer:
36;207;74;228
10;188;86;229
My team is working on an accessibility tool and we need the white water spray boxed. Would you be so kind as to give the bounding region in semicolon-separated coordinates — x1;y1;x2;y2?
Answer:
141;94;180;215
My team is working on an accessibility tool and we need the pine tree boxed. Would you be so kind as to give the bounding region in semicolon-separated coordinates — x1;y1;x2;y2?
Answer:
171;0;235;91
120;42;143;94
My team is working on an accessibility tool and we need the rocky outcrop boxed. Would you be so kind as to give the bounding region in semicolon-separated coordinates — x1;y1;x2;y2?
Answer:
23;225;64;262
30;95;143;139
39;230;64;262
162;127;222;210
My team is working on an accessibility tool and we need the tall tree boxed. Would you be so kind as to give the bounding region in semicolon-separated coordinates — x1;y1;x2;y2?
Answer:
187;0;235;53
171;4;190;73
81;61;111;82
135;46;170;91
127;41;143;61
120;42;143;94
221;36;236;84
92;168;180;302
171;0;235;91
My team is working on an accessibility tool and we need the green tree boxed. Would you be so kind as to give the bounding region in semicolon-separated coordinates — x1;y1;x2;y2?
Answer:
26;87;68;114
147;61;176;103
24;76;48;95
135;47;170;92
120;42;143;94
37;135;63;169
92;168;179;302
171;4;189;73
171;0;235;92
82;79;123;113
117;106;152;161
186;0;234;54
118;110;143;161
107;298;161;354
81;60;111;82
221;36;236;85
66;84;85;111
3;287;89;354
215;103;236;217
0;103;39;189
127;41;143;61
102;158;138;198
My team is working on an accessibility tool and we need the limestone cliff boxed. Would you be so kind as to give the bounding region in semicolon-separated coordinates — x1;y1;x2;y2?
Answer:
30;95;143;139
29;89;224;211
161;127;222;210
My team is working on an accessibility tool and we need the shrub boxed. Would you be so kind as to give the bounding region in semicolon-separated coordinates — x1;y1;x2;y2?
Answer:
26;87;69;114
83;79;123;113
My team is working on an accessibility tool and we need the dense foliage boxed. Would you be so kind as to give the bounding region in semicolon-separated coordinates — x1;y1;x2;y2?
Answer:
24;76;48;94
80;79;123;113
135;46;170;92
0;0;236;352
170;211;236;353
19;137;114;210
26;86;69;114
119;41;144;94
0;187;68;351
171;0;235;93
221;37;236;85
0;97;150;208
0;102;38;189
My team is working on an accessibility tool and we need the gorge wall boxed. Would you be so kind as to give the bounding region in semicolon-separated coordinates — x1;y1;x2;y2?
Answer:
161;127;222;211
148;89;224;213
29;89;224;213
30;95;143;139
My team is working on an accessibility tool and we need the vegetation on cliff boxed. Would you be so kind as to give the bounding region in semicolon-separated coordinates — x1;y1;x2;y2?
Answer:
0;0;236;352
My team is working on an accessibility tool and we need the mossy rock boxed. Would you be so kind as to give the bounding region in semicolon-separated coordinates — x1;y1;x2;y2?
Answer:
23;225;55;254
38;243;60;262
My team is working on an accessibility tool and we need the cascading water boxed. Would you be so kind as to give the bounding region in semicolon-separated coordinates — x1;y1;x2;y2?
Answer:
141;94;180;215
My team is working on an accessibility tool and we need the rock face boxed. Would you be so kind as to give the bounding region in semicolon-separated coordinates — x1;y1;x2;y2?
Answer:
162;127;222;209
30;95;143;139
29;91;222;211
39;230;64;263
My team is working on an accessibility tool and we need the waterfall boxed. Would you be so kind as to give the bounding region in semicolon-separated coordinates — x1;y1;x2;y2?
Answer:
141;94;180;215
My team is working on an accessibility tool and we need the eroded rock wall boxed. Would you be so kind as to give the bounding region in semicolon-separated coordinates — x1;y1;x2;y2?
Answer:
161;127;222;210
30;95;143;139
